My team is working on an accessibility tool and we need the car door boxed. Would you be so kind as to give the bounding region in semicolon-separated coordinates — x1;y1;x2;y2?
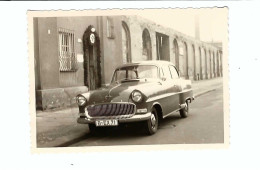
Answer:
160;65;181;117
168;65;182;112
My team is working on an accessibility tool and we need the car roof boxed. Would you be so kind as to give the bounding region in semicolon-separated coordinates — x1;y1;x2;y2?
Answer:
115;60;175;69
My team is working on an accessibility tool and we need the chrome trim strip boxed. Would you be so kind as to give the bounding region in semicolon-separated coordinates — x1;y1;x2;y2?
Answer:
146;92;177;102
77;112;151;124
118;112;151;123
163;108;181;119
146;89;193;103
107;83;121;98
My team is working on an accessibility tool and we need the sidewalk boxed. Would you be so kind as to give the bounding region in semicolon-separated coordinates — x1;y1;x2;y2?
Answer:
36;107;88;147
36;77;223;147
192;77;223;97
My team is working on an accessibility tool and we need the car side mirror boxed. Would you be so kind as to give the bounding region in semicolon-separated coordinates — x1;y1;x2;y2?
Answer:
177;70;180;77
161;76;167;81
102;84;110;88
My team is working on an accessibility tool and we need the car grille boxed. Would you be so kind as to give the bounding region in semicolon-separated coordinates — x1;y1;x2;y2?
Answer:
86;103;136;118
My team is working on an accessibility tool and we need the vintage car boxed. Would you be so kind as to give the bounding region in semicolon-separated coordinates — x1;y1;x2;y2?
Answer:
76;60;194;135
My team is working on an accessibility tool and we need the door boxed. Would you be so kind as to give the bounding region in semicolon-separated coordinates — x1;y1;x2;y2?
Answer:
88;45;97;90
83;25;101;91
160;65;181;117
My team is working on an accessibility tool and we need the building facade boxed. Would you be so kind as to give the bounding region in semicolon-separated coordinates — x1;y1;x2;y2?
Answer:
34;15;222;110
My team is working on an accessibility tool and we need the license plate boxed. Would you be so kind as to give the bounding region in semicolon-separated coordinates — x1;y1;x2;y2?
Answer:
95;119;118;127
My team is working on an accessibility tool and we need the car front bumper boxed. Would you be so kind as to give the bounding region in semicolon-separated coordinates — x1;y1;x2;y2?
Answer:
77;112;152;124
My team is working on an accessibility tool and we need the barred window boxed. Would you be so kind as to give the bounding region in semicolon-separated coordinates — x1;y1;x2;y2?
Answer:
107;17;115;38
58;28;77;72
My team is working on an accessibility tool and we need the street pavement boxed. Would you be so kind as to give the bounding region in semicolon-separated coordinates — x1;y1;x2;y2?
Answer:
36;77;223;147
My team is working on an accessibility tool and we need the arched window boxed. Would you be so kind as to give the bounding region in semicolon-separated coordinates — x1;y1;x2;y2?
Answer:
142;28;152;60
204;49;207;79
173;39;179;71
183;42;188;79
192;44;196;80
199;47;202;80
209;50;212;78
122;22;131;64
213;52;216;77
219;51;223;76
216;51;220;77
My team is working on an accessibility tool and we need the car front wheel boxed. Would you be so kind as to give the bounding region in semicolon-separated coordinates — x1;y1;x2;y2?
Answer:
180;101;189;118
88;124;97;133
144;108;158;135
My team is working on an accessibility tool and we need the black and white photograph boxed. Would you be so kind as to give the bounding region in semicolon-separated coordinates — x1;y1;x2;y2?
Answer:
29;8;228;149
4;0;260;169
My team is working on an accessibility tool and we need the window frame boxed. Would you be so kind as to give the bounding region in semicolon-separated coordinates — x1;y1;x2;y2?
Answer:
169;65;180;79
58;28;77;72
161;65;172;80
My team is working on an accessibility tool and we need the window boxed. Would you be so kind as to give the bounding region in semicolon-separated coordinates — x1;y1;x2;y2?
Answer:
173;39;179;70
122;22;131;63
58;28;77;72
111;65;158;83
142;29;152;60
169;65;179;79
107;17;114;38
162;65;172;79
137;65;158;79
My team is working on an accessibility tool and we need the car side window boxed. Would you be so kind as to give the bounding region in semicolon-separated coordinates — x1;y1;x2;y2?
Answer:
169;65;179;79
162;65;172;80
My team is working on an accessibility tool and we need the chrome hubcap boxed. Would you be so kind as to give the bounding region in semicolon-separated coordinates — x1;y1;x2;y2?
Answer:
185;103;188;112
183;103;189;116
151;113;156;129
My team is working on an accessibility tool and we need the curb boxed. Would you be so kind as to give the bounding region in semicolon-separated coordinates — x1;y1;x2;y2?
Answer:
194;85;222;98
56;134;90;147
37;126;89;148
194;89;217;98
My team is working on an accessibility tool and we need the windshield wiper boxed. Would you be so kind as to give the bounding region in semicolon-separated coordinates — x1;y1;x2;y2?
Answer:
121;79;140;83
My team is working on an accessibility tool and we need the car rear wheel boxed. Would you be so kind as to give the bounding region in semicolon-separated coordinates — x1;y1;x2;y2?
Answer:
144;108;158;135
180;101;189;118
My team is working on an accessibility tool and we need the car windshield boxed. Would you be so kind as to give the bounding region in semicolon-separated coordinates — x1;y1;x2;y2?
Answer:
111;65;158;83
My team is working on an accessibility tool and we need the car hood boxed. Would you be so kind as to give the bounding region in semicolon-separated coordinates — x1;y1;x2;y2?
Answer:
81;79;161;104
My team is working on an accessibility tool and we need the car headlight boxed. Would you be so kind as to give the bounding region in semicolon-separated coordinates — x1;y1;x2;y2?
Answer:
76;95;87;106
131;90;143;103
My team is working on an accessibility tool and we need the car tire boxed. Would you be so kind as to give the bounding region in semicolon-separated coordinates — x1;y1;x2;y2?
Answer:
144;108;158;135
180;101;189;118
88;124;97;133
88;124;107;135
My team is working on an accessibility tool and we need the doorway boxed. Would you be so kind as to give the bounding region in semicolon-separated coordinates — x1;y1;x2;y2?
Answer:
83;25;102;90
88;45;98;90
156;32;170;61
